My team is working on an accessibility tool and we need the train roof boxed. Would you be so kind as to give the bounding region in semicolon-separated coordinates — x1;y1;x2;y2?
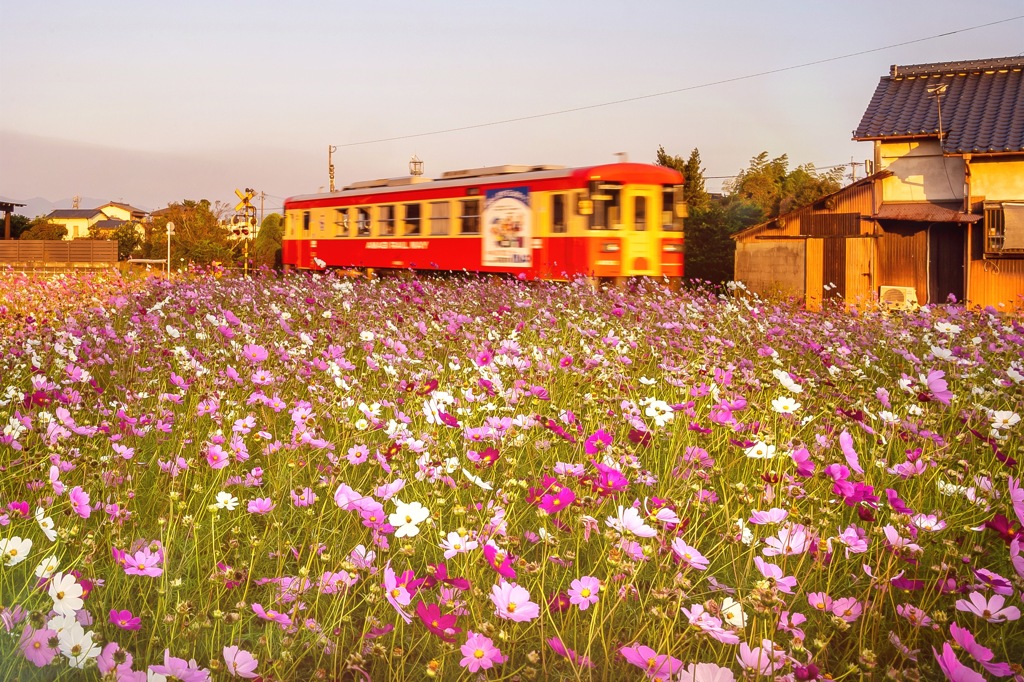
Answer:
285;162;683;206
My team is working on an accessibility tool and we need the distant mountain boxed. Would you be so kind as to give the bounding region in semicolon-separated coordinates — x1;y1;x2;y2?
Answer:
0;196;145;220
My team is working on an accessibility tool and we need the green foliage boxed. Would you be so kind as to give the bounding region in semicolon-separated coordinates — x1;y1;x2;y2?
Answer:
143;200;233;267
88;222;144;261
655;146;709;211
18;218;67;240
253;213;284;269
725;151;844;219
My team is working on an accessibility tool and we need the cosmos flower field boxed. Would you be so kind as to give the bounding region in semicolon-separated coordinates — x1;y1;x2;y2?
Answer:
1;268;1023;682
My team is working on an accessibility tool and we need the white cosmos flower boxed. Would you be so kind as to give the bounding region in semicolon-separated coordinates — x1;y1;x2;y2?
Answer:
989;410;1021;431
214;491;239;511
0;535;32;566
36;507;57;542
930;345;954;361
770;396;800;414
720;597;748;627
35;554;60;579
644;399;674;428
49;571;84;616
360;331;375;342
772;369;803;394
462;467;493;491
745;441;777;459
389;500;430;538
935;321;962;336
58;623;100;669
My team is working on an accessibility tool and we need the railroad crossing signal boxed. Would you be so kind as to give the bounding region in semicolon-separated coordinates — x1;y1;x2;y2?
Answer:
234;188;255;212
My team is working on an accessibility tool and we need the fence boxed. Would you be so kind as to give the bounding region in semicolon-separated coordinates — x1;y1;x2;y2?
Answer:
0;240;118;267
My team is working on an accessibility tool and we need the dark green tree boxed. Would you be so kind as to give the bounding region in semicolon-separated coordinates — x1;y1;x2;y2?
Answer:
92;222;144;261
252;213;283;269
656;145;709;210
19;218;67;240
5;214;31;240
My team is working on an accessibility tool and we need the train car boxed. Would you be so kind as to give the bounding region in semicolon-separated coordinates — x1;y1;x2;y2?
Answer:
282;162;685;280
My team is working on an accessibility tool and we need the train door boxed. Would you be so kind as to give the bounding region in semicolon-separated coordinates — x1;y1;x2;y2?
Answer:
623;189;658;275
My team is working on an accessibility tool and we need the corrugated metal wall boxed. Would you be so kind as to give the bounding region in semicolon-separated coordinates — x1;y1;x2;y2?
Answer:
970;257;1024;309
876;224;928;303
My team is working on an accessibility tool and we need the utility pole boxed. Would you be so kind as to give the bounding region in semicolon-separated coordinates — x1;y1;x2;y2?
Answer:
259;191;266;224
848;158;864;182
328;145;337;192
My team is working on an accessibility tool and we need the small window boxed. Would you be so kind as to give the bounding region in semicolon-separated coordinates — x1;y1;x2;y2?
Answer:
403;203;421;236
430;201;450;235
985;202;1024;255
356;207;371;236
662;185;684;232
303;211;310;231
634;196;647;232
588;182;620;230
334;209;350;237
379;205;395;236
551;194;567;234
460;199;480;234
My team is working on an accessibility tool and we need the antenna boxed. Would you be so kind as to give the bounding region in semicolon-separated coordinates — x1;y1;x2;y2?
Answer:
72;195;81;209
927;83;949;141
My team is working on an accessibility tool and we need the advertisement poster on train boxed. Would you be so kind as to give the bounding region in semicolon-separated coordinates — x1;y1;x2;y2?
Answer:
482;187;532;267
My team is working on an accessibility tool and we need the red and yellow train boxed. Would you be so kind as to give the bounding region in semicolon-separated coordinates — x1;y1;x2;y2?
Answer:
282;162;685;280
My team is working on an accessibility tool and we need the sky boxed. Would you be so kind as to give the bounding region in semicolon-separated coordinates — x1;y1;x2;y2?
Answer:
1;1;1022;217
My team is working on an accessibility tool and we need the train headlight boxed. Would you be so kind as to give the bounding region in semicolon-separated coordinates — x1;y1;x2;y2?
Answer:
662;243;683;253
601;243;620;253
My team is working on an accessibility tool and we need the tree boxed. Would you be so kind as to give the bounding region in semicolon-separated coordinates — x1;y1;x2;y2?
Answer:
252;213;283;269
143;200;233;267
89;222;144;261
656;146;710;211
724;152;844;221
19;218;67;241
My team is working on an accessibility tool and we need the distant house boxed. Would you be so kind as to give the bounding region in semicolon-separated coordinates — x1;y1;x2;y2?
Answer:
44;209;107;240
46;201;149;240
734;56;1024;310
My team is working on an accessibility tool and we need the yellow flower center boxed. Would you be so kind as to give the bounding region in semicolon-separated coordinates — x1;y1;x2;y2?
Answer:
507;602;517;612
474;649;485;659
580;589;591;598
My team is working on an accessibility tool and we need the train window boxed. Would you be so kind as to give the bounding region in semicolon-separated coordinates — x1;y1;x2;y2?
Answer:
379;205;395;236
403;203;421;236
335;209;350;237
303;211;310;231
356;207;371;236
551;194;567;234
634;196;647;231
430;201;450;235
589;182;620;230
662;186;684;231
459;199;480;234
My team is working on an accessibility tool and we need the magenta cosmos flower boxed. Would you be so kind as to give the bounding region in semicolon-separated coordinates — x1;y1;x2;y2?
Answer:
567;576;601;611
68;486;91;519
251;603;292;626
490;580;540;622
19;627;58;667
547;637;594;668
460;631;506;673
671;538;710;571
109;609;141;631
223;645;259;678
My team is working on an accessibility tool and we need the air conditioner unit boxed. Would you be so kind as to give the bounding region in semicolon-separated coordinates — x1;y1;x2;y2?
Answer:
879;285;919;310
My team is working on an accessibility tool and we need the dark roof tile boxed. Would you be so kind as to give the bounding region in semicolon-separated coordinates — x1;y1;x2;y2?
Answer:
854;57;1024;154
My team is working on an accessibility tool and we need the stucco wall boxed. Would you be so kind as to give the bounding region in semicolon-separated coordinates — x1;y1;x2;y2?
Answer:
970;158;1024;201
880;140;965;202
735;241;805;298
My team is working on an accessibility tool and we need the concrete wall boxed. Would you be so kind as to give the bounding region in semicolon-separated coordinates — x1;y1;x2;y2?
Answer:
735;241;805;298
880;140;965;202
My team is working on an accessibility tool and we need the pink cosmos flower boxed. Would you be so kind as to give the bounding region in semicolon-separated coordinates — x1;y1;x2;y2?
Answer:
206;444;230;470
762;523;811;557
955;592;1021;623
736;639;784;676
620;644;683;679
251;603;292;626
490;580;540;622
149;649;210;682
839;430;864;474
567;576;600;611
241;343;268;364
748;508;788;525
68;486;91;519
753;557;797;593
830;597;862;622
896;603;933;627
679;662;736;682
223;645;259;678
123;548;162;577
949;622;1013;677
933;642;985;682
19;626;58;667
460;631;505;673
97;641;133;676
382;564;414;623
346;444;369;465
538;485;576;514
290;487;317;507
807;592;833;613
247;497;275;514
1009;476;1024;527
109;609;141;630
671;538;710;571
547;637;595;669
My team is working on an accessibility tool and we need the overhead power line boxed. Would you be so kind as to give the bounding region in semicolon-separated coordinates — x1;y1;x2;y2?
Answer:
338;15;1024;148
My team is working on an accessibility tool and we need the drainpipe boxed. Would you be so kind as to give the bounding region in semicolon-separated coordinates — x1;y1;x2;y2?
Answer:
963;155;972;306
